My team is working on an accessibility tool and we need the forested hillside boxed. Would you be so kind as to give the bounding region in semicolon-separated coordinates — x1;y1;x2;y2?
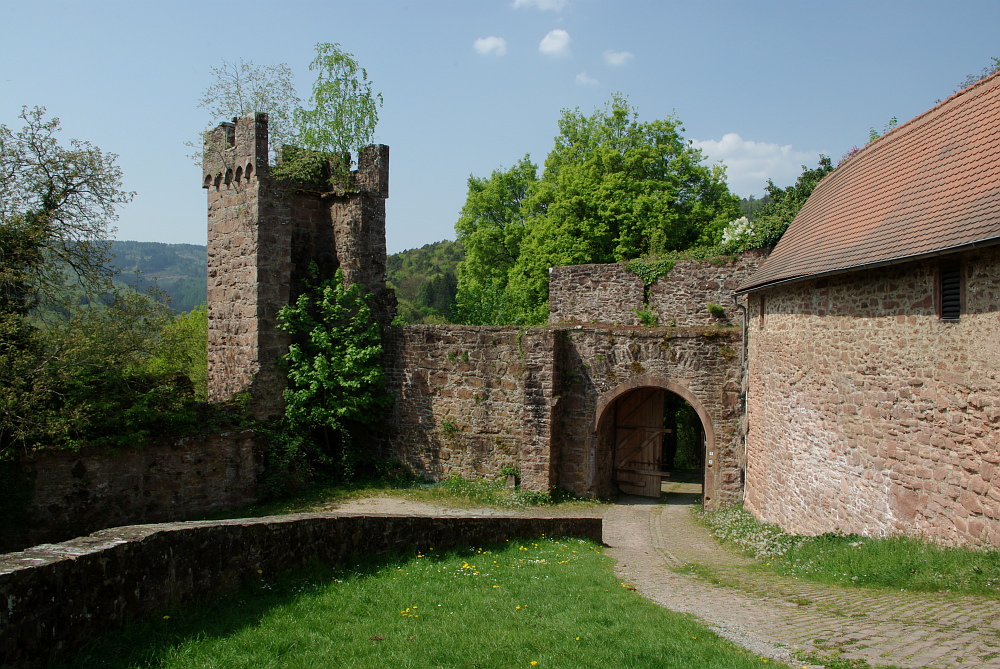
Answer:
109;241;207;313
386;240;463;324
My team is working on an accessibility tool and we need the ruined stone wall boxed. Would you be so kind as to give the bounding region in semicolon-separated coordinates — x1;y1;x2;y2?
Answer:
548;264;644;325
381;323;741;505
547;252;766;328
0;514;602;668
2;432;261;553
380;325;558;491
204;114;393;418
745;246;1000;546
555;327;744;506
649;251;768;326
205;114;277;409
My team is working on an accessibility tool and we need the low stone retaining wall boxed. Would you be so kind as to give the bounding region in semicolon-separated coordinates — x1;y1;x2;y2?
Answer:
1;430;261;553
0;513;602;668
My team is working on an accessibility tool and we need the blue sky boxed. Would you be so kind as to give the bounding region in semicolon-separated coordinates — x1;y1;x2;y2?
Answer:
2;0;998;253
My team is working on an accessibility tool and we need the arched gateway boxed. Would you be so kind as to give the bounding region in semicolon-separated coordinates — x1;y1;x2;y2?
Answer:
380;324;746;510
592;376;713;500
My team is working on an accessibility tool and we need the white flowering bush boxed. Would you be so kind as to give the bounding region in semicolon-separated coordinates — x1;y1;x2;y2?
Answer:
719;216;753;248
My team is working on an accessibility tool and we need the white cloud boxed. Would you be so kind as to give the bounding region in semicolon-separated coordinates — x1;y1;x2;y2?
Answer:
691;133;824;197
575;71;598;85
539;29;571;57
473;36;507;56
512;0;569;10
603;50;634;66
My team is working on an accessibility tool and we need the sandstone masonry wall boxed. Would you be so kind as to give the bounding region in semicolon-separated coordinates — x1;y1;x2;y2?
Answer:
649;251;768;326
0;514;602;668
745;246;1000;547
1;432;261;553
204;114;393;419
548;264;644;325
547;252;767;328
380;325;559;492
381;324;742;505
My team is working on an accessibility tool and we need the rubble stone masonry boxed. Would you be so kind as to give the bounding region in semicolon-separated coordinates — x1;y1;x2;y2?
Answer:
380;323;743;505
204;114;393;419
745;246;1000;546
548;252;767;327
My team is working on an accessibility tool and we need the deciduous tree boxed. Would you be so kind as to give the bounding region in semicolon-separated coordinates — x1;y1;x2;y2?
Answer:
481;95;739;324
454;157;537;325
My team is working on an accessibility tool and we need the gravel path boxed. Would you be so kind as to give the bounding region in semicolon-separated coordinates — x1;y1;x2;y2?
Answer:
330;488;1000;669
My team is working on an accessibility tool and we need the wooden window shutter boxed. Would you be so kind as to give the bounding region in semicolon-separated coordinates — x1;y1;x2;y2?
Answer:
939;265;961;320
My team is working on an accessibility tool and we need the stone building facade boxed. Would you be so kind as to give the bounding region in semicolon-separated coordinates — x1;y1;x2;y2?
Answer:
739;71;1000;547
744;249;1000;545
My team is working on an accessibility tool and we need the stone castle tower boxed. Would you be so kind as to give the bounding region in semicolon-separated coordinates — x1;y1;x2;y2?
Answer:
202;112;395;418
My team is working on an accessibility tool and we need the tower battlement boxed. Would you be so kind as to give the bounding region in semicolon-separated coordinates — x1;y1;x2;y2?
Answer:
202;113;269;190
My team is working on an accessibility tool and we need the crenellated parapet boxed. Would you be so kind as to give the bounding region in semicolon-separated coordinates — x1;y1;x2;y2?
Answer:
202;113;269;191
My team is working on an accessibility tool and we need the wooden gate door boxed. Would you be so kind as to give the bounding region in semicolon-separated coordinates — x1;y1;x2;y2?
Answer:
613;388;670;497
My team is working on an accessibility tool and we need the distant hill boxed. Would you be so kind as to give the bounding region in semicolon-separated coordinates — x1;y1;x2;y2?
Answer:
106;238;465;319
109;241;207;313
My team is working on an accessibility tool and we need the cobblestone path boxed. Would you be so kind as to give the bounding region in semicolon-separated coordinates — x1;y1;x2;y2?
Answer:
334;490;1000;668
606;482;1000;669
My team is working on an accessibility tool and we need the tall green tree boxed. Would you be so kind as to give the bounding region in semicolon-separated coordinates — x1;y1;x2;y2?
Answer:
1;107;132;300
197;43;382;182
453;157;537;325
294;43;383;162
0;109;218;458
497;95;739;324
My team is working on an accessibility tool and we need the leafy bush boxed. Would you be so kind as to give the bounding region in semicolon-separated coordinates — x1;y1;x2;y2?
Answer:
267;265;390;495
706;303;727;319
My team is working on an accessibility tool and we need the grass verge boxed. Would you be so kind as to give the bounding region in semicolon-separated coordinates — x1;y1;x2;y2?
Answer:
204;474;608;520
58;538;785;669
698;505;1000;599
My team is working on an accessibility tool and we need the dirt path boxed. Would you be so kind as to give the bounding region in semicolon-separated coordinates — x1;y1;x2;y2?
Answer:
330;490;1000;669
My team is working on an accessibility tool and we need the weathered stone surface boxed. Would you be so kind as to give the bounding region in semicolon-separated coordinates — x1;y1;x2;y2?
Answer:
379;323;743;505
745;247;1000;547
2;431;261;553
548;264;645;325
0;514;602;668
204;114;394;420
554;326;744;506
547;252;767;328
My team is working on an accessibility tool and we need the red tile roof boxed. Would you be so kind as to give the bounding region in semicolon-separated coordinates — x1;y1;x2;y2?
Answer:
739;70;1000;293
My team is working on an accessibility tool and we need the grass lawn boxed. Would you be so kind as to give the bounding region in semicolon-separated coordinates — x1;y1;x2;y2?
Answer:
699;505;1000;599
59;537;786;669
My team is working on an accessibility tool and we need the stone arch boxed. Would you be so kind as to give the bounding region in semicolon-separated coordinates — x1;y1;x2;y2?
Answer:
234;165;243;183
591;373;714;499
